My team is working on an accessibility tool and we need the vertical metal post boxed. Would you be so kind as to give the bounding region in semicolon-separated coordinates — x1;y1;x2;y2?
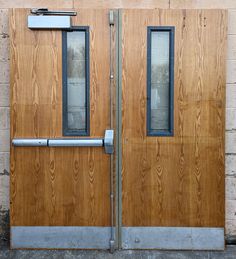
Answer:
109;9;115;253
117;9;123;250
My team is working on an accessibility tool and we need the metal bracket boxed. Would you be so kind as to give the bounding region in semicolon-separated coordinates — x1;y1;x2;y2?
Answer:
28;15;71;29
31;8;77;16
104;129;114;154
109;10;114;26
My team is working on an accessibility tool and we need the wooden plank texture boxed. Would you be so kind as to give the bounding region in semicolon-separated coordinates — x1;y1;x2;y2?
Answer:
10;9;112;226
121;9;227;227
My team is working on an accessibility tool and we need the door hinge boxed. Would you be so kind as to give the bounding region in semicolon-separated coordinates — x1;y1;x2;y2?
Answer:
109;10;114;26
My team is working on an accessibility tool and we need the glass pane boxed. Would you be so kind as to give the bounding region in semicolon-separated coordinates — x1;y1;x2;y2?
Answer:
151;31;170;131
67;31;86;131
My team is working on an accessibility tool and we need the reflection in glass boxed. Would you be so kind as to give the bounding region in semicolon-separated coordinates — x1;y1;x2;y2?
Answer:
67;31;86;131
151;31;170;131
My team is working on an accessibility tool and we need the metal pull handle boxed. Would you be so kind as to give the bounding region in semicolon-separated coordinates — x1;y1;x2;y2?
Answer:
12;129;114;154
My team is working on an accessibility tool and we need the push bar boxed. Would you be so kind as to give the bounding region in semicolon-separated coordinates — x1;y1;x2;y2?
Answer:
12;130;114;154
48;139;103;147
12;139;48;147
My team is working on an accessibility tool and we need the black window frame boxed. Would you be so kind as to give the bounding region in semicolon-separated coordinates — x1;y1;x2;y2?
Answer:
62;26;90;136
147;26;175;137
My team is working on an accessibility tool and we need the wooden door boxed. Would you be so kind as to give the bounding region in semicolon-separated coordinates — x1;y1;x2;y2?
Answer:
121;9;227;250
10;9;116;249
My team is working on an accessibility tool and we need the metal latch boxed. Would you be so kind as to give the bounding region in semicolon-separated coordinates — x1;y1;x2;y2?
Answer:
104;130;114;154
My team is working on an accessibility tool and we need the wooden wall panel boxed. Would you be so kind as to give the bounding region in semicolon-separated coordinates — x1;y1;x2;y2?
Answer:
10;9;111;226
121;9;227;227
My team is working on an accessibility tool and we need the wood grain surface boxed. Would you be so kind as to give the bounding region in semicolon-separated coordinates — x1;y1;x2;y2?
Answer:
10;8;227;229
121;9;227;227
10;9;113;226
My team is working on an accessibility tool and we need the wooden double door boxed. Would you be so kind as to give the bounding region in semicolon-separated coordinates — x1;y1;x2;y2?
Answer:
10;8;227;250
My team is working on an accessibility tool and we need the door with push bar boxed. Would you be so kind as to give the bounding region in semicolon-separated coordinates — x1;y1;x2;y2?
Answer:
10;8;117;250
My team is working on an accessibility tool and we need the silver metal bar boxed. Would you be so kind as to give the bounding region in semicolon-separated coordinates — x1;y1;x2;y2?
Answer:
48;139;103;147
109;10;115;253
117;9;123;249
28;16;71;29
31;8;77;16
12;139;47;147
12;130;114;151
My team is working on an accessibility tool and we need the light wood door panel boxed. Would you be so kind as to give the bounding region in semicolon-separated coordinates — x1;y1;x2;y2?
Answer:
121;9;226;227
10;7;227;235
10;9;112;226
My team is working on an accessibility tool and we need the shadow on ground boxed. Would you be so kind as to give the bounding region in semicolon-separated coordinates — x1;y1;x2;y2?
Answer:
0;245;236;259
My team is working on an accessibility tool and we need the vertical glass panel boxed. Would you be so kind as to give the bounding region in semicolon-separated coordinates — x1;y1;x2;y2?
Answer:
147;27;174;136
67;31;86;131
63;28;89;136
151;31;170;131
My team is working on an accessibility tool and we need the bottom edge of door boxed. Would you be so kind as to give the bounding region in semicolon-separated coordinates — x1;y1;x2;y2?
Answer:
11;226;112;249
121;227;225;250
11;226;224;250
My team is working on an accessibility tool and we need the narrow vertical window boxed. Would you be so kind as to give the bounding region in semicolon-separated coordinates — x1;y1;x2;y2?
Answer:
147;27;174;136
62;27;89;136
